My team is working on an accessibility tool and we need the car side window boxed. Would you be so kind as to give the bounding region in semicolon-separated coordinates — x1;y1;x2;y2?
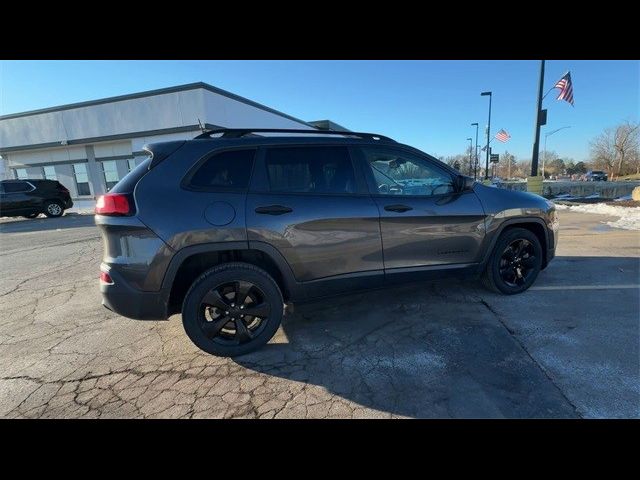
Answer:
360;147;455;197
189;149;256;190
3;181;32;193
264;146;356;194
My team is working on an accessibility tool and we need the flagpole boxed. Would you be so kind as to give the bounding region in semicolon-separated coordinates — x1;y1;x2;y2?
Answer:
530;60;546;178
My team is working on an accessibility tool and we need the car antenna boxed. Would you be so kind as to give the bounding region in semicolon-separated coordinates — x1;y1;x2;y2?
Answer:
197;118;206;133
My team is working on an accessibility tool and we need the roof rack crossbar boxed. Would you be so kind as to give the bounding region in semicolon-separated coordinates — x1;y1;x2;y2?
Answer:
194;128;396;143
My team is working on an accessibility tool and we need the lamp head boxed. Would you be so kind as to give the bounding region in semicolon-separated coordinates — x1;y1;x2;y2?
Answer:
481;91;492;96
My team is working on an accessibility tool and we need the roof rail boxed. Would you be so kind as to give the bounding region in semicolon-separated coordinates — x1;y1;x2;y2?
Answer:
193;128;396;143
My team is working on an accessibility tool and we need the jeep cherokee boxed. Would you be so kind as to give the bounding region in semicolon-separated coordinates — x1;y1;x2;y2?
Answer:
95;128;558;357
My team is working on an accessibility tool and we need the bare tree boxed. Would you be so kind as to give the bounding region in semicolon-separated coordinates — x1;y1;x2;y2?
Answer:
590;121;640;179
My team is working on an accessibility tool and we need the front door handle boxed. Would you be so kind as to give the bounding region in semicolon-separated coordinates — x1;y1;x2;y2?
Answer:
384;204;413;213
255;205;293;215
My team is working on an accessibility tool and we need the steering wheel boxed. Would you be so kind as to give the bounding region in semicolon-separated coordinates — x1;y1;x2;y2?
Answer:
378;183;390;194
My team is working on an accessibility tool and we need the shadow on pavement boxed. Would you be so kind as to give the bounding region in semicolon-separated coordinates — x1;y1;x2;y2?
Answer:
0;214;96;234
235;256;639;418
234;273;585;418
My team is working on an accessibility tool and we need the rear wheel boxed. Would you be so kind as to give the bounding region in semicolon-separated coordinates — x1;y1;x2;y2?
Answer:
43;201;64;218
181;262;283;357
482;228;543;294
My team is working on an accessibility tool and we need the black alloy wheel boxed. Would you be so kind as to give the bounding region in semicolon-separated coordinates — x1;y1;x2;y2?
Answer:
498;239;537;287
200;280;271;345
182;263;283;357
483;227;543;294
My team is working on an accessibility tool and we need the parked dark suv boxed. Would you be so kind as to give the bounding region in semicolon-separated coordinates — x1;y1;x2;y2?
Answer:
584;170;607;181
0;179;73;219
96;129;558;357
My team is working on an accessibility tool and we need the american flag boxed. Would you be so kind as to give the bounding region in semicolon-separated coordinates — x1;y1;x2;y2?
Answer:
554;71;575;106
495;129;511;143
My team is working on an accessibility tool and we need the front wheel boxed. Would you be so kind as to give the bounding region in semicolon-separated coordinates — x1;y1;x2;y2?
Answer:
482;228;543;294
44;201;64;217
182;262;283;357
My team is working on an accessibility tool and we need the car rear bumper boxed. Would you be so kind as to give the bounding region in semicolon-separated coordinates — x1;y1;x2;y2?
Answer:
100;266;169;320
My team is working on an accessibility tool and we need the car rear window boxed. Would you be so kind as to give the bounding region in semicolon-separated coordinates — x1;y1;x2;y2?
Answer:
110;157;151;193
188;149;256;190
2;181;33;193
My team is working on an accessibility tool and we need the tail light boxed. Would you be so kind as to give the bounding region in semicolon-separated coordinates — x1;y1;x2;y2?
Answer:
100;271;114;285
96;193;131;216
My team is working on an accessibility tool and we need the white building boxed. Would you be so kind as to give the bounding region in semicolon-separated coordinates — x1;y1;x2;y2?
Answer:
0;82;317;198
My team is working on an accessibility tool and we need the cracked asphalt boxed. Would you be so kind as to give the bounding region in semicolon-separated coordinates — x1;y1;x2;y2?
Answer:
0;210;638;418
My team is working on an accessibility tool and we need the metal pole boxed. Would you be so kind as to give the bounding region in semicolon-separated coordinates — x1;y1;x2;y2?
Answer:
474;123;479;180
531;60;546;176
467;138;473;175
486;95;492;179
543;134;547;178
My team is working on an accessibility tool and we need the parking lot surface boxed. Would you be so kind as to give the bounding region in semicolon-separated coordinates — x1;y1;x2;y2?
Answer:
0;210;638;418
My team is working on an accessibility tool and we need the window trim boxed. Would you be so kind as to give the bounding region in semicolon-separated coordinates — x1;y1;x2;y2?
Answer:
354;145;461;200
2;181;36;194
250;144;367;197
181;146;258;193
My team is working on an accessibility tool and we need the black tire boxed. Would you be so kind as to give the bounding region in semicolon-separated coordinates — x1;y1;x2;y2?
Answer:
482;227;543;295
23;213;40;219
43;200;64;218
181;262;283;357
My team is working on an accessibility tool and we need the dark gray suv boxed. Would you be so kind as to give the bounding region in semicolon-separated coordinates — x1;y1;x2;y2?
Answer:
96;129;558;357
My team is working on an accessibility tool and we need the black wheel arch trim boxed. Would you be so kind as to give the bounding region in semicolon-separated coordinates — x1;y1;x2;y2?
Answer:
477;217;550;272
159;240;305;305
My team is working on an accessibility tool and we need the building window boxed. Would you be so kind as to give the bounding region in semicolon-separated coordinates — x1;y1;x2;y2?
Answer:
15;168;28;180
127;158;137;172
43;165;57;180
73;163;91;196
101;160;120;191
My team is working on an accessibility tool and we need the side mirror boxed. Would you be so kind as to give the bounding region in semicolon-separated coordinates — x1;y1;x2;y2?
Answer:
456;175;475;192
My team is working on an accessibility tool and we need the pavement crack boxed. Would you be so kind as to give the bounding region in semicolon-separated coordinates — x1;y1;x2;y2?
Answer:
477;294;583;418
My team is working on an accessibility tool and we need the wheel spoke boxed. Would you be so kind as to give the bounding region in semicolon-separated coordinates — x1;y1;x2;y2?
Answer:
235;281;253;305
234;318;253;343
521;255;537;268
202;316;230;338
503;247;516;261
202;289;229;310
242;302;270;318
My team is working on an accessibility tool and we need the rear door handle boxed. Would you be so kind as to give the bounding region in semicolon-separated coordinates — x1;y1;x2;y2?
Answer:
384;204;413;213
255;205;293;215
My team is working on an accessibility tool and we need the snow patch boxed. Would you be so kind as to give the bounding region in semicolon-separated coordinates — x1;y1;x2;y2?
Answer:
555;203;640;231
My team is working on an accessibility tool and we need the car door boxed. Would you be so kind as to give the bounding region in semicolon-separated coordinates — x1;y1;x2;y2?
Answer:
353;145;486;275
0;181;35;216
246;144;384;297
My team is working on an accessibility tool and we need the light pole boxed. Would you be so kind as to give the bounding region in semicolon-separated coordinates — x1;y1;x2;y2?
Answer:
471;122;479;180
481;92;492;179
543;126;571;178
530;60;546;177
466;138;473;176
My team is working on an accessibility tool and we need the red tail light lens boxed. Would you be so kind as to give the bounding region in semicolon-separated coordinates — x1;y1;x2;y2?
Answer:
95;194;131;216
100;271;114;284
